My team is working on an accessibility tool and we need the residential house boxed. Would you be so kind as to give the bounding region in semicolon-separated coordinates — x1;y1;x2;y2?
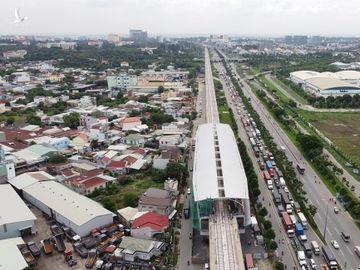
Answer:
138;188;174;216
120;117;142;131
153;148;181;170
122;134;145;146
158;135;182;149
114;236;165;262
131;212;169;240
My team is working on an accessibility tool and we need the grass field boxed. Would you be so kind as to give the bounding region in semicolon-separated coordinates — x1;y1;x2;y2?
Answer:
218;105;232;125
300;110;360;164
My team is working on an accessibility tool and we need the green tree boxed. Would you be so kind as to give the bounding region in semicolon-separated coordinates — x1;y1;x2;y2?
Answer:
264;229;275;239
63;112;80;129
26;115;41;125
123;193;138;207
274;261;284;270
165;161;188;181
48;154;67;164
158;86;165;94
101;197;116;212
6;117;15;126
138;95;148;103
308;204;317;216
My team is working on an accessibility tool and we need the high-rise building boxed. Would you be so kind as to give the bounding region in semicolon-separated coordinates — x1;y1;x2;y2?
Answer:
129;29;148;41
293;35;308;45
108;34;121;43
284;35;293;44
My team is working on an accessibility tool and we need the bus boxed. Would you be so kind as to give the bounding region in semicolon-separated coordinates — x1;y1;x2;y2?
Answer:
297;212;308;229
322;246;338;269
244;253;255;270
249;137;256;147
297;164;305;175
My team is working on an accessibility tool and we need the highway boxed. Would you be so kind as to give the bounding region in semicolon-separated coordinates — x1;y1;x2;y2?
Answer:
223;56;360;269
212;58;302;269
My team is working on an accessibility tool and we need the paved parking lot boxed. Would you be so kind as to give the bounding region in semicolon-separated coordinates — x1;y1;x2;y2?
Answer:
23;206;86;270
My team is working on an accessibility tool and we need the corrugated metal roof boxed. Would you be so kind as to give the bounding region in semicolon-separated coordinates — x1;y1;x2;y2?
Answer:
192;123;249;201
23;181;112;226
0;184;36;225
0;237;28;270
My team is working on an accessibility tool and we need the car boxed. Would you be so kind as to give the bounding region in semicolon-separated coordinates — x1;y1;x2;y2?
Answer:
331;240;339;249
204;263;209;269
310;258;316;269
190;167;193;172
187;188;191;195
334;207;339;214
189;233;192;240
284;186;289;193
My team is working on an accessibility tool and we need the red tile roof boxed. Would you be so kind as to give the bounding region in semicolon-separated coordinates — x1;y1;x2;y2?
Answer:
106;160;127;169
121;117;141;124
81;177;106;189
131;212;169;231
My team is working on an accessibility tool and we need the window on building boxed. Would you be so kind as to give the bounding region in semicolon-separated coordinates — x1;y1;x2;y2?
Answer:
3;224;7;233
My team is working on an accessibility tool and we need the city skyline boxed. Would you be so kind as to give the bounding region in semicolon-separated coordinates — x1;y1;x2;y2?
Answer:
1;0;360;36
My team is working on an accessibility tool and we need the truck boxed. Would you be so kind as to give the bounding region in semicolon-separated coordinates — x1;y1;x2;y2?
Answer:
50;225;63;236
280;191;292;214
295;223;304;236
27;241;41;257
183;199;190;219
289;214;297;226
297;251;307;267
18;244;36;266
297;164;305;175
297;212;308;229
272;189;281;204
63;227;81;242
253;146;260;157
85;249;97;269
258;161;265;170
311;241;320;255
52;234;66;252
268;168;275;178
281;212;295;238
73;242;88;258
279;177;286;187
41;238;53;255
265;160;273;170
303;242;312;258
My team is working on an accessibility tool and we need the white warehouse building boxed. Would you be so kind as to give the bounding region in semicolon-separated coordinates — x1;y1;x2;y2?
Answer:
0;184;36;240
290;70;360;96
22;181;113;237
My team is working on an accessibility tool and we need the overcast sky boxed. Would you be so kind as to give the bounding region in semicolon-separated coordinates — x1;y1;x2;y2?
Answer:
1;0;360;36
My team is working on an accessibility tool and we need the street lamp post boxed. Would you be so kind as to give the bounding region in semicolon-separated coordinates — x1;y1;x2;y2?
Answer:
323;199;330;241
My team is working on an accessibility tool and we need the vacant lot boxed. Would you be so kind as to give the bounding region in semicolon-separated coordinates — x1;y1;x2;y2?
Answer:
300;110;360;164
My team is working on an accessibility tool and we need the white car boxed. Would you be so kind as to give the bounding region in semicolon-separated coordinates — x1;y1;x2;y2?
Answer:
187;188;191;195
284;186;289;193
310;258;316;269
331;240;339;249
